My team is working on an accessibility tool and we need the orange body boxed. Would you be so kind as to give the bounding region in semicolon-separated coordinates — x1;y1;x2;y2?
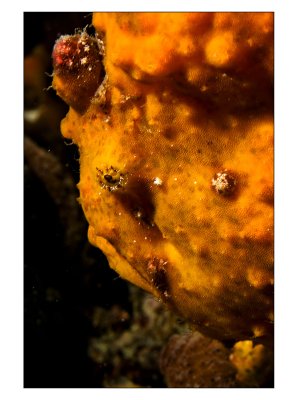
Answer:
54;12;274;343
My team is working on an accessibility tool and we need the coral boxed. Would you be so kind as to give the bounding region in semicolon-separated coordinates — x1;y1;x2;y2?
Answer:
53;13;273;344
230;340;274;387
160;331;237;387
88;285;188;387
160;332;273;388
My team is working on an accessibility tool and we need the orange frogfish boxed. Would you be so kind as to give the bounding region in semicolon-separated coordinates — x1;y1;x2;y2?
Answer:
52;12;273;344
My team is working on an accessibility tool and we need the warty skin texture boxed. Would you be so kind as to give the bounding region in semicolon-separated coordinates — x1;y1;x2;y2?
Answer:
53;12;273;344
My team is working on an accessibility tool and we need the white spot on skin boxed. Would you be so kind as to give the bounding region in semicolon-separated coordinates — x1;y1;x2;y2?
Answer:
153;177;163;186
211;170;236;195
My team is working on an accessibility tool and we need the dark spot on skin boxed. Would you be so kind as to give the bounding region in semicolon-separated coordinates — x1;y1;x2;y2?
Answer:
147;257;170;299
116;177;162;235
259;185;274;205
132;206;155;228
162;127;177;140
199;247;210;259
100;172;163;240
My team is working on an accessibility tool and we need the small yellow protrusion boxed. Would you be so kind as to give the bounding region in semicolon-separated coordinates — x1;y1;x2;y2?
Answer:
205;32;236;67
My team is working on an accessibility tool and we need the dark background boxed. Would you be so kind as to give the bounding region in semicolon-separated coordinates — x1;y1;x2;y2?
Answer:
24;12;132;388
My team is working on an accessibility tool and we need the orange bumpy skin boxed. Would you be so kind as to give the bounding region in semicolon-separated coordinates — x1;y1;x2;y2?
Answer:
53;13;273;343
